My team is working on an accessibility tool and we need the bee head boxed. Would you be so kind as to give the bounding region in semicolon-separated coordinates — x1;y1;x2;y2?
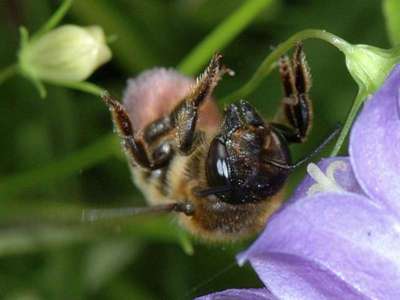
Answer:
204;100;290;204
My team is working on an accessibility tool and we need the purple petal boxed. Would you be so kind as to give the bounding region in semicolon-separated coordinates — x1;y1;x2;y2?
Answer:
196;288;277;300
238;193;400;299
291;157;364;201
350;64;400;215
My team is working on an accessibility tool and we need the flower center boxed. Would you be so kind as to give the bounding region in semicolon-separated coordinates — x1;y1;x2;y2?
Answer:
306;161;347;196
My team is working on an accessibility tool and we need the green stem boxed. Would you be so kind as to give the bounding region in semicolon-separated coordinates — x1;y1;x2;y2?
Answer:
177;232;194;256
33;0;74;39
178;0;275;75
221;29;350;104
36;81;104;99
0;134;118;197
383;0;400;46
56;81;105;96
330;89;368;156
0;64;18;85
32;76;47;98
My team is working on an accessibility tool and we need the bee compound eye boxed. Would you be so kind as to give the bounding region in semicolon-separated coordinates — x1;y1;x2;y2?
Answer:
206;138;231;190
205;137;263;204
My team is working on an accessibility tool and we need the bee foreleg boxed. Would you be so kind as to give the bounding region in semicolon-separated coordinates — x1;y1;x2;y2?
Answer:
143;116;173;143
170;53;232;154
102;92;171;170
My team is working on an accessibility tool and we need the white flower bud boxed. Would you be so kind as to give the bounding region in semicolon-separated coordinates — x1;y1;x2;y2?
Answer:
19;25;112;83
344;44;400;93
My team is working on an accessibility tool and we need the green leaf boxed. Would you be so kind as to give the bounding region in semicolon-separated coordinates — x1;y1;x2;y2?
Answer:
383;0;400;46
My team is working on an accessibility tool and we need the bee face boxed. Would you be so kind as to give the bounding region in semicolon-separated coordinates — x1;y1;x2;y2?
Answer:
205;100;291;205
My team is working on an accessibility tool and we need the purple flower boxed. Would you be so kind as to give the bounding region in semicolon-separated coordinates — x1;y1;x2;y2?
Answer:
197;65;400;300
198;289;277;300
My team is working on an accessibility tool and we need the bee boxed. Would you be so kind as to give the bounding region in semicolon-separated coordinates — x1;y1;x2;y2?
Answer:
92;44;334;242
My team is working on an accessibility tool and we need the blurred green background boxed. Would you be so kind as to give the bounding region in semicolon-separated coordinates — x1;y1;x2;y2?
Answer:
0;0;394;299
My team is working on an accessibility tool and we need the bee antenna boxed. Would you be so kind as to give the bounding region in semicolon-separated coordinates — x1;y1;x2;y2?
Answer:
265;123;341;170
81;202;195;222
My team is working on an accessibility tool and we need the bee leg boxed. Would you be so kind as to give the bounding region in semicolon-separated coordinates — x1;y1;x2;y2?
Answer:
169;53;232;154
143;116;173;144
102;92;171;170
141;53;232;154
277;42;312;143
82;202;195;222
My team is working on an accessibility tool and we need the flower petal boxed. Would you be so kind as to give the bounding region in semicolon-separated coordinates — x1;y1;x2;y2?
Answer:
238;193;400;300
196;288;277;300
291;157;364;201
350;64;400;215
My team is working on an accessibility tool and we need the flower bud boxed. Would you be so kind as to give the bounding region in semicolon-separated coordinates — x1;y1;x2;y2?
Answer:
19;25;112;83
344;44;400;93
